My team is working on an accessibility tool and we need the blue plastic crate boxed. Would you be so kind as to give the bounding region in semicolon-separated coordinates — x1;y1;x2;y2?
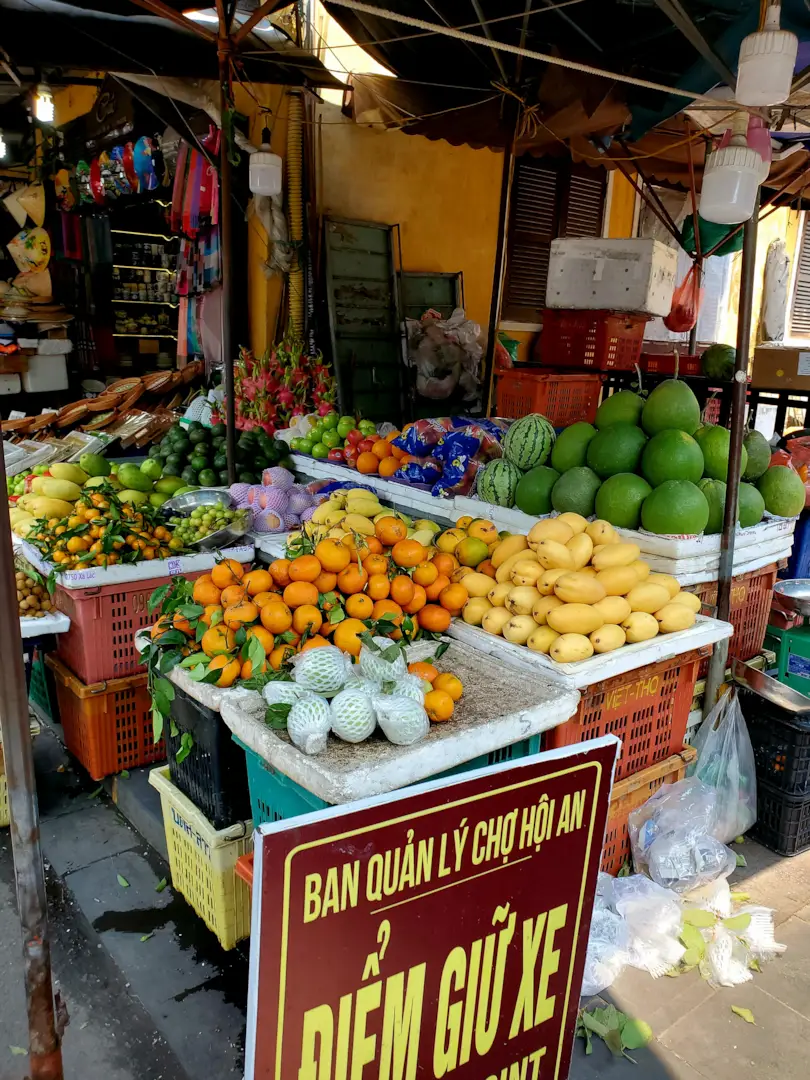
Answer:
235;735;542;825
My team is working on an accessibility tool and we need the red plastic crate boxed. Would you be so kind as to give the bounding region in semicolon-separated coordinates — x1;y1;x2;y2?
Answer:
640;352;702;377
601;748;697;875
543;646;708;782
55;572;205;684
694;563;778;675
539;309;649;371
46;654;165;780
495;370;602;425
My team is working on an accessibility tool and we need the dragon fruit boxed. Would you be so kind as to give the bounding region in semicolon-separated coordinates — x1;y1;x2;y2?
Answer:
330;688;377;743
287;488;314;515
253;510;285;533
359;638;407;684
263;467;295;490
372;694;430;746
291;646;350;696
287;695;332;756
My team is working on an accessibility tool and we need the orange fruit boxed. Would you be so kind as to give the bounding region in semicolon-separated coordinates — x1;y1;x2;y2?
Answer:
345;593;374;619
284;581;319;608
478;559;497;579
172;611;193;636
269;558;292;588
192;574;221;607
301;635;330;652
269;643;296;670
403;583;427;614
391;539;426;569
424;689;455;722
408;661;438;683
362;553;389;577
412;561;439;587
385;429;401;443
337;564;369;595
242;568;273;596
378;457;399;478
357;452;380;475
246;625;274;654
200;604;223;627
315;538;351;574
390;574;415;607
372;599;403;623
313;570;338;594
372;439;392;459
151;615;171;639
332;618;368;656
451;566;473;584
241;657;268;680
418;605;451;633
364;536;383;555
431;552;458;576
439;583;468;615
208;655;242;687
211;559;244;589
201;624;236;657
221;583;247;608
293;604;323;636
253;590;281;609
433;672;463;701
375;516;407;546
260;602;293;634
425;573;450;602
391;443;406;461
289;555;322;583
223;600;259;629
367;573;391;601
467;519;499;544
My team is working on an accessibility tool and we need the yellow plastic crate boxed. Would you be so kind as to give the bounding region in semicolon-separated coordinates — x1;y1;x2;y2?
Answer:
148;767;253;951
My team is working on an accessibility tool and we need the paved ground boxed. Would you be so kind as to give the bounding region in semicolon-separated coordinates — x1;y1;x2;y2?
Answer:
1;726;809;1080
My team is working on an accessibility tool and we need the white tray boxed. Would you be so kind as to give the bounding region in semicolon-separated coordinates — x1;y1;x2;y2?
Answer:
19;611;70;638
616;515;797;558
20;541;255;591
448;614;733;690
649;538;793;585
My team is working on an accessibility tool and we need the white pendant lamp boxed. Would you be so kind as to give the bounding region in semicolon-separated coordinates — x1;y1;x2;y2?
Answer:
699;113;763;225
249;125;282;197
736;2;798;106
34;83;54;123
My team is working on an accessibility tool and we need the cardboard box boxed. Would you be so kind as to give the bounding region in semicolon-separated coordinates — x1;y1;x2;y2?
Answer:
751;345;810;391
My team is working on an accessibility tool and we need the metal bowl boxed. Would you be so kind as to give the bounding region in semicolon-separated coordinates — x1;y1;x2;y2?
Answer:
773;580;810;617
163;488;250;552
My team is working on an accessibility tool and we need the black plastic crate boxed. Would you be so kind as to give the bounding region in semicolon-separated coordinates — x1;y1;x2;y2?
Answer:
165;684;251;830
741;688;810;797
751;779;810;857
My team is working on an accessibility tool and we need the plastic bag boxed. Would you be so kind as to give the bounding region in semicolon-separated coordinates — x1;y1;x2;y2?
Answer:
690;688;757;843
611;876;684;978
663;263;704;333
582;904;628;997
495;332;519;370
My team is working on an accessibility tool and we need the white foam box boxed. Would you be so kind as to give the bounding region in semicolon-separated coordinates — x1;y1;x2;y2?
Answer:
546;237;678;316
18;339;73;355
0;373;21;395
21;355;68;393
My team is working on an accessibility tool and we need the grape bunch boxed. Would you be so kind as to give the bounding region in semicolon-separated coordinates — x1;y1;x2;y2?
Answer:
169;503;250;545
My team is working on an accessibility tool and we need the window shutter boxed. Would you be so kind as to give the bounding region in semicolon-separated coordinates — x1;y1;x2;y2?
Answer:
563;168;606;237
791;217;810;337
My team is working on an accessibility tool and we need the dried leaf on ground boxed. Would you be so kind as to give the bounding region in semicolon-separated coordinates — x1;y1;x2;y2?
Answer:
731;1006;755;1025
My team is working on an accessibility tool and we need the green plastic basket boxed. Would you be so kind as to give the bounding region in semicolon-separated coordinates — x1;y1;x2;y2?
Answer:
28;650;54;722
235;735;542;826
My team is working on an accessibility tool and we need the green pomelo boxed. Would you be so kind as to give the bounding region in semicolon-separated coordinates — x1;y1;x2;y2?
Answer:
757;465;806;518
586;423;647;479
514;465;560;516
742;430;772;480
641;379;701;436
595;390;644;429
551;467;601;517
701;343;736;381
594;473;652;530
697;478;726;534
641;429;704;486
699;425;747;482
550;422;596;472
739;482;765;528
640;480;710;536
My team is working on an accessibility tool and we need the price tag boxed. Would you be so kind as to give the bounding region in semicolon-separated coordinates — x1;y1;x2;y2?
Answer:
167;558;183;577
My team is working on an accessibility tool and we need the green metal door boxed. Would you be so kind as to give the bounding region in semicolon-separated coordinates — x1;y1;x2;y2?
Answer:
401;271;462;321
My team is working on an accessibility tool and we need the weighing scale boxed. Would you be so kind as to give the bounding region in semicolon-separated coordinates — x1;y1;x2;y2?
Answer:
766;580;810;695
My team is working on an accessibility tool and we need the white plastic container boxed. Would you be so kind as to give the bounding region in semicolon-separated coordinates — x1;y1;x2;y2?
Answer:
700;144;762;225
21;354;68;393
736;5;798;106
0;373;21;395
545;237;677;316
249;148;282;196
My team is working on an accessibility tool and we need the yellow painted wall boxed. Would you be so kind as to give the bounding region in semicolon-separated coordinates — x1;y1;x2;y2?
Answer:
53;82;100;126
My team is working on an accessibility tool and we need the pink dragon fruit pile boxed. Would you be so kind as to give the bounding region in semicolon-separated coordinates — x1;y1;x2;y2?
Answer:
214;337;336;435
229;467;324;534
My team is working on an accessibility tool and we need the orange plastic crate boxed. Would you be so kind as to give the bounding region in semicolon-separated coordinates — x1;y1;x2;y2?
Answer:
601;747;697;875
694;563;778;674
495;370;602;425
539;309;649;371
46;654;165;780
235;853;254;889
543;646;708;782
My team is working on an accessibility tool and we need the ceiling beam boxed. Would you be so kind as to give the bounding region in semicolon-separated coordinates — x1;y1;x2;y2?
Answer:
469;0;509;82
652;0;736;88
233;0;286;45
127;0;217;43
539;0;602;54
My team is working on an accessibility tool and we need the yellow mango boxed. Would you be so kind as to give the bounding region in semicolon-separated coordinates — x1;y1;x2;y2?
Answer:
596;566;639;596
592;595;632;625
50;462;88;485
506;585;542;616
527;625;560;654
502;615;537;645
532;594;564;625
487;582;513;607
621;611;659;643
510;560;544;587
626;583;671;614
341;513;376;536
647;572;680;599
589;624;627;654
462;572;497;598
566;532;594;570
482;607;512;636
528;519;574;548
25;497;74;520
31;477;82;502
591;542;641;571
495;549;539;584
669;591;702;613
655;603;697;633
547;603;603;636
534;539;575;571
491;534;528;569
556;512;589;535
462;597;493;626
550;633;594;664
553;572;606;606
586;520;619;546
630;559;651;581
537;567;569;595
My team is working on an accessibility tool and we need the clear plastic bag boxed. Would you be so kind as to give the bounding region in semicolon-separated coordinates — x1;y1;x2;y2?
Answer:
690;688;757;843
582;904;628;997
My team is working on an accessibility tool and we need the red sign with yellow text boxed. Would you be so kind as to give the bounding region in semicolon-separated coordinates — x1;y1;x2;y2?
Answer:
246;736;618;1080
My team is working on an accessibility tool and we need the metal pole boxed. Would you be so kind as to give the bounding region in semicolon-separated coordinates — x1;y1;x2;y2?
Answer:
702;192;760;715
0;454;63;1079
218;37;237;485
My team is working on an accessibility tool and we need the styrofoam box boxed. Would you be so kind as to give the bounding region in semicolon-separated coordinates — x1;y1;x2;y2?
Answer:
21;355;68;394
18;339;73;355
546;237;678;316
0;373;21;395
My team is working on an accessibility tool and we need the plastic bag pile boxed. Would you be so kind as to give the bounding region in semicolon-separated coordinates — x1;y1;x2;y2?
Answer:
392;416;508;498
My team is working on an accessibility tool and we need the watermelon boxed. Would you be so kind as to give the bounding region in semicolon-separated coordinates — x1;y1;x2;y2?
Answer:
701;343;736;381
477;459;522;507
503;414;555;470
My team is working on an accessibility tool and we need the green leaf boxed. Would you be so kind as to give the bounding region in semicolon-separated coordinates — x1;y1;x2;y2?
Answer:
723;913;752;932
187;664;211;682
195;620;207;644
679;948;702;972
159;650;182;675
234;625;247;647
329;606;345;625
175;732;194;765
148;583;171;613
380;643;401;663
730;891;751;904
679;922;706;958
621;1019;653;1051
433;641;450;661
117;874;130;888
178;603;204;618
210;608;223;627
731;1006;755;1025
120;770;130;779
683;909;717;928
9;1046;28;1056
87;785;104;800
140;933;154;942
604;1028;625;1059
169;719;179;738
152;705;164;745
154;677;175;703
155;878;168;893
735;852;747;867
248;635;266;674
266;702;292;730
179;652;207;669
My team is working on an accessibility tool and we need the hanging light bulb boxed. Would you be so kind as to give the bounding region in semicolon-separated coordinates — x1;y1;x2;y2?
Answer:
0;130;6;160
736;2;798;106
699;113;763;225
34;83;54;123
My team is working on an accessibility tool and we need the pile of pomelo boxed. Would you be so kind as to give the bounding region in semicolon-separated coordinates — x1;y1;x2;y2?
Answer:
500;380;804;535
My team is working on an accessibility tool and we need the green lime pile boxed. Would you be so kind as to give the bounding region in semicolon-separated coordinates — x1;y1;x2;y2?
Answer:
148;421;289;486
169;503;250;545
